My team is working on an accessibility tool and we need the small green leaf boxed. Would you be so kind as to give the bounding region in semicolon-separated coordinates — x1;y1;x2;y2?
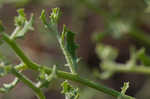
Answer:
40;8;61;35
49;8;60;24
61;80;79;99
14;14;34;38
15;8;26;26
40;10;49;27
0;78;19;93
11;10;34;39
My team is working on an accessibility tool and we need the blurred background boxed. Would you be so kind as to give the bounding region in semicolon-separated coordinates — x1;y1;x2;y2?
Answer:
0;0;150;99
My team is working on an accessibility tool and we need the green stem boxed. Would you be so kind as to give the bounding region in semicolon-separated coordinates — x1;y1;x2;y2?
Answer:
11;68;45;99
102;62;150;75
16;65;133;99
10;27;21;39
2;33;134;99
57;70;120;97
2;33;40;71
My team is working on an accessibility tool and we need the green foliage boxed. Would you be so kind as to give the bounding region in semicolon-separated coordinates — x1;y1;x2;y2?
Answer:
0;0;147;98
65;28;78;60
0;7;137;99
11;8;34;39
61;25;79;71
40;8;78;73
40;10;49;27
15;9;26;26
49;8;60;25
40;8;60;35
61;80;79;99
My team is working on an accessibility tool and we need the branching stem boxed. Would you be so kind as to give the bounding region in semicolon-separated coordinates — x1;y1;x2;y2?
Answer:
1;33;134;99
11;68;45;99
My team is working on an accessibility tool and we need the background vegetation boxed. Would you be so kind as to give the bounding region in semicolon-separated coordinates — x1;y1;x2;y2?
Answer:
0;0;150;99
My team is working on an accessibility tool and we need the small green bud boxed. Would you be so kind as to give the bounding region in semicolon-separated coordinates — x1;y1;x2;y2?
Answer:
49;8;60;24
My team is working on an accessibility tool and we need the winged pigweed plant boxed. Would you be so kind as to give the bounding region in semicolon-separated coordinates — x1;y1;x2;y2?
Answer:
0;8;136;99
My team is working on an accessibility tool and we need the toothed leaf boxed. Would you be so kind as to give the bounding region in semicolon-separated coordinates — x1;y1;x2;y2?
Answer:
14;14;34;38
60;25;79;72
12;9;34;39
66;31;78;59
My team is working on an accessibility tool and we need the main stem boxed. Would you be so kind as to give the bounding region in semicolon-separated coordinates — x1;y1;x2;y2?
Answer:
2;34;40;71
2;33;45;99
2;33;134;99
